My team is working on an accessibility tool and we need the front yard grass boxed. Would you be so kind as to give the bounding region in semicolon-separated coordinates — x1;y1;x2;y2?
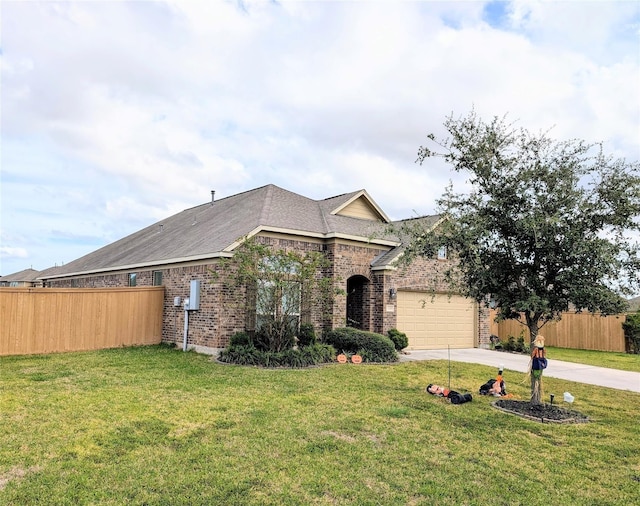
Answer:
1;345;639;505
545;346;640;372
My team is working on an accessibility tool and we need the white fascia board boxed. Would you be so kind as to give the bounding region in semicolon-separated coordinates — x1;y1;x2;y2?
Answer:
227;226;400;251
430;215;448;230
41;252;233;280
371;264;398;272
371;216;445;271
330;190;391;223
371;248;405;271
223;226;326;252
325;232;399;246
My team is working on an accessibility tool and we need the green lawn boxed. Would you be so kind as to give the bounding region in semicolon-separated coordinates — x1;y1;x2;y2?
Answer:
1;345;639;505
546;346;640;372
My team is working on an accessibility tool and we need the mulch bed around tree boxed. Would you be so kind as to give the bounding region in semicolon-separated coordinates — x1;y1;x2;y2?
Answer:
493;399;590;424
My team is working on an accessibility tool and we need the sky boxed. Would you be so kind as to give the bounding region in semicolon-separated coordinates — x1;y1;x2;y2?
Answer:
1;0;639;280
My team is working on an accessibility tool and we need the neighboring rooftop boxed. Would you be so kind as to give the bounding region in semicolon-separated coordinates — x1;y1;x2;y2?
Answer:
0;268;41;284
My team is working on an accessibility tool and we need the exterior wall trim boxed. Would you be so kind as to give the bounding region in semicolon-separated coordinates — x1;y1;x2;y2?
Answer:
241;225;399;248
41;252;233;280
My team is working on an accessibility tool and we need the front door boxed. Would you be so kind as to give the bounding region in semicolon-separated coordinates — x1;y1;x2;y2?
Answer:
346;275;369;330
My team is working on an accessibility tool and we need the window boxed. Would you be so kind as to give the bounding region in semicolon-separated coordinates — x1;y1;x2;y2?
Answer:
128;273;137;286
152;271;163;286
256;279;301;332
437;246;447;260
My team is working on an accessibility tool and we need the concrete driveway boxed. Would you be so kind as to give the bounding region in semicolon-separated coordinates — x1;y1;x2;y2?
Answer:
399;348;640;393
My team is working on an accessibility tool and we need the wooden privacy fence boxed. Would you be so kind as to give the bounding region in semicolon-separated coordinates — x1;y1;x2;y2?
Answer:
489;310;626;352
0;287;164;356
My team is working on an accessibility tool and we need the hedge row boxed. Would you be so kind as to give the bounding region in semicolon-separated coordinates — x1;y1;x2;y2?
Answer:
218;343;335;367
218;327;400;366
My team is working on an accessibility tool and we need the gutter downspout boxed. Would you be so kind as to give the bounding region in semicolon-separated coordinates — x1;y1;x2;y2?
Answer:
183;308;189;351
183;299;190;351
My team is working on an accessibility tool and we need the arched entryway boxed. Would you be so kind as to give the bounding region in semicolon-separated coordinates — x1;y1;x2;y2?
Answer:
346;275;370;330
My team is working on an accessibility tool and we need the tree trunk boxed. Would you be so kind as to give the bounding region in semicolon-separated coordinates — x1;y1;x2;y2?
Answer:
530;374;542;405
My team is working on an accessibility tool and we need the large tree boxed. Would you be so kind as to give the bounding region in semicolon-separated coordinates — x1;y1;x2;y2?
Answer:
404;111;640;403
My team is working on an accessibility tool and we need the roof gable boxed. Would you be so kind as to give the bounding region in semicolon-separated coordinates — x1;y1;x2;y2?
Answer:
334;193;389;222
321;190;390;223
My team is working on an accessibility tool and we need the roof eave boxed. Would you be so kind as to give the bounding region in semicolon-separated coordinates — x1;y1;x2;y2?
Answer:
233;225;400;249
42;223;403;279
39;252;233;280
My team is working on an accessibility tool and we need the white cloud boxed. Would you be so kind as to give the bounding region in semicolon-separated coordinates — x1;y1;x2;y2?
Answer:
506;0;640;63
0;246;29;260
1;0;638;277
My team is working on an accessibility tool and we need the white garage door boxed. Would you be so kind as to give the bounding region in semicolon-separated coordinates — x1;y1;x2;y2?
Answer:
397;291;476;349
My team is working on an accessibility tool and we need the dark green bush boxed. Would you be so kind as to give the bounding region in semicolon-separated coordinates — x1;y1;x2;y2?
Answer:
501;332;529;354
323;327;398;363
300;342;335;363
254;319;295;352
515;335;528;353
297;323;317;347
229;331;251;347
218;343;335;367
503;336;515;351
387;328;408;351
218;345;262;366
622;311;640;354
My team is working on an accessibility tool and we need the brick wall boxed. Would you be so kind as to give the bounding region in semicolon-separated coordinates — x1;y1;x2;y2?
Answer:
326;241;389;331
46;235;490;349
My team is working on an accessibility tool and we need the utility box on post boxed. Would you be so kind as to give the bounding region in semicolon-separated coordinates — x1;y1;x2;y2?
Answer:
189;280;200;311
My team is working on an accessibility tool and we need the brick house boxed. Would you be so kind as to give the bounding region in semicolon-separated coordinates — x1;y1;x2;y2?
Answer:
41;185;491;352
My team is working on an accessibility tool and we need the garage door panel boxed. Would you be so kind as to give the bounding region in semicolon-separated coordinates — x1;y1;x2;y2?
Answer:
397;291;476;350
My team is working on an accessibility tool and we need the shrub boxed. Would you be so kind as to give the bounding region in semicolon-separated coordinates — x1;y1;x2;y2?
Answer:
297;323;317;347
229;331;251;347
323;327;398;363
622;311;640;354
502;332;529;353
300;342;335;363
218;343;335;367
515;335;528;353
503;335;516;351
218;345;262;366
254;318;295;352
387;328;408;351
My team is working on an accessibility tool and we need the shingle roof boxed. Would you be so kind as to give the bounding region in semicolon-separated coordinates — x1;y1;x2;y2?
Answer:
371;215;443;269
44;184;432;279
1;268;41;282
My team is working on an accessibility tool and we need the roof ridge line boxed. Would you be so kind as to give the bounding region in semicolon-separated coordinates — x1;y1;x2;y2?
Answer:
181;184;281;212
